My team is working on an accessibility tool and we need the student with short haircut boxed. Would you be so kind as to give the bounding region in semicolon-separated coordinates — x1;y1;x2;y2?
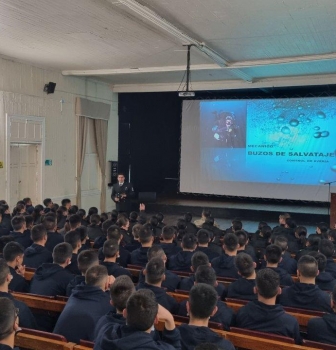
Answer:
308;251;336;291
211;233;240;278
263;244;293;286
124;223;142;252
117;216;132;245
100;240;132;278
130;225;154;267
68;214;82;231
64;230;82;275
94;289;180;350
159;225;182;259
0;298;20;350
43;215;64;252
23;224;52;268
138;257;179;314
168;234;197;272
94;275;135;340
87;214;104;241
319;239;336;279
235;230;257;262
61;198;71;210
178;266;233;330
273;235;297;275
66;250;99;296
227;252;257;301
0;259;37;329
43;198;53;214
9;216;32;249
179;284;235;350
194;209;219;229
278;255;333;312
235;269;301;344
3;242;29;292
307;285;336;345
53;265;114;343
196;229;219;261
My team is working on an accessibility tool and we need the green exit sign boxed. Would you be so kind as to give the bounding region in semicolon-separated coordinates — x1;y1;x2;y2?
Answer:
45;159;52;166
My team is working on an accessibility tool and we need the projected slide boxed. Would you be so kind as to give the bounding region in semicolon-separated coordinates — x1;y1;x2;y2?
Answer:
180;97;336;201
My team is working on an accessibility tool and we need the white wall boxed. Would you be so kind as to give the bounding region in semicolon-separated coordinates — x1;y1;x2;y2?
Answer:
0;56;118;212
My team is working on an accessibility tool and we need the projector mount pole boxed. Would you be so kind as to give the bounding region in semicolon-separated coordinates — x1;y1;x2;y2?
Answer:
183;44;195;92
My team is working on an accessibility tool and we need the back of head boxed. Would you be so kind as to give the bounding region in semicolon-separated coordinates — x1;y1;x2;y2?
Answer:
31;224;47;242
145;257;165;284
76;226;88;242
189;283;218;319
191;251;209;271
129;211;138;222
116;216;128;228
61;198;71;207
68;205;79;215
43;198;52;207
197;229;211;245
223;233;239;252
0;259;10;285
138;225;153;244
195;265;216;286
102;219;114;234
235;230;248;247
328;229;336;242
295;226;307;237
11;216;25;231
0;237;15;254
77;209;86;219
261;225;272;239
52;243;73;264
147;245;165;261
25;215;34;228
110;275;135;312
265;244;282;264
64;230;81;250
274;236;288;252
235;252;254;278
182;234;197;250
149;216;158;228
184;212;192;223
298;255;318;278
162;226;176;240
77;250;99;274
0;297;17;341
307;235;321;250
308;251;327;272
285;218;297;229
319;239;335;258
156;212;164;224
202;209;211;218
317;222;329;235
103;239;119;258
69;214;81;229
43;215;57;231
126;289;158;331
85;265;108;287
88;207;99;217
90;214;101;226
132;224;143;240
232;219;243;231
3;242;24;262
107;225;121;240
256;268;280;299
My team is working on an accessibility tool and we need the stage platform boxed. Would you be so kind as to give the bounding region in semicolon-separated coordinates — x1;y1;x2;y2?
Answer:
143;194;329;226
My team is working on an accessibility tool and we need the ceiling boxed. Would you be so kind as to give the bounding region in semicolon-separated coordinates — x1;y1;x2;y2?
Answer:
1;0;336;92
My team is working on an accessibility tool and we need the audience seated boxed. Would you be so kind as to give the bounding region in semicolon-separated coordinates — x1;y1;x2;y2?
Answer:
116;216;132;245
272;213;291;236
0;297;20;350
87;214;104;241
178;283;235;350
196;229;220;261
295;234;320;261
130;224;154;267
194;209;219;229
235;268;301;344
319;239;336;279
184;212;198;235
43;215;64;252
53;265;114;343
309;222;329;240
227;252;257;300
201;217;223;248
308;251;336;291
67;214;82;234
159;226;182;260
64;230;82;275
235;230;257;262
9;216;32;249
124;223;142;252
278;255;333;312
250;224;271;260
168;234;197;272
273;236;297;275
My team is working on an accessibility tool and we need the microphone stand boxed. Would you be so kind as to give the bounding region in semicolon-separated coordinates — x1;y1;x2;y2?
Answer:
324;181;336;216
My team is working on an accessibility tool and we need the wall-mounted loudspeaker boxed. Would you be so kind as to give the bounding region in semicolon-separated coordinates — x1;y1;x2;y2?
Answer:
43;82;56;94
108;161;118;186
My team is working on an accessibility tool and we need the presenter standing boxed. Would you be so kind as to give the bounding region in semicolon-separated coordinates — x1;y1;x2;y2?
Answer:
111;173;135;213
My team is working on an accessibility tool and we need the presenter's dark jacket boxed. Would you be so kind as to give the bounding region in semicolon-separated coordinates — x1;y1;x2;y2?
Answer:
211;253;240;279
159;242;182;260
278;282;333;313
137;269;180;292
178;299;233;330
316;271;336;291
53;284;113;343
111;182;135;213
130;247;149;267
98;245;131;268
227;278;257;301
279;252;297;275
94;324;181;350
178;324;235;350
94;311;125;340
23;243;53;269
45;231;64;252
195;246;219;261
100;261;132;278
168;251;193;272
307;313;336;345
66;275;85;296
235;300;302;344
325;258;336;279
8;266;29;293
30;263;73;296
9;231;32;249
137;283;179;314
0;291;37;329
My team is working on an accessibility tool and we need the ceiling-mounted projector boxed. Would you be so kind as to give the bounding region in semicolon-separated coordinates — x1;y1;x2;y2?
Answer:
179;91;195;97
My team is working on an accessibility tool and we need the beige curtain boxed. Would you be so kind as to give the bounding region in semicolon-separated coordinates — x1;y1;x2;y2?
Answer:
93;119;108;212
76;116;88;207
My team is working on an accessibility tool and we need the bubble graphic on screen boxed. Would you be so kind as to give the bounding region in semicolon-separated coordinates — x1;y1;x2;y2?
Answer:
319;180;326;184
313;132;321;138
289;119;299;127
297;105;303;110
317;111;326;119
331;165;336;172
214;133;219;140
321;131;330;137
281;126;290;134
314;126;320;131
277;116;285;122
298;113;305;118
214;156;220;162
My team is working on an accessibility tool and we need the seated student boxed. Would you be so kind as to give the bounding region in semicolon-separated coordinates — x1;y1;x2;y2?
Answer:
9;216;32;249
319;239;336;279
309;222;329;240
0;237;14;259
184;212;198;235
43;198;53;214
53;265;114;343
250;224;271;261
87;214;104;241
3;242;29;293
308;251;336;291
307;285;336;345
295;234;321;261
179;284;234;350
235;230;257;262
94;289;181;350
77;225;90;253
211;233;240;279
66;250;99;296
66;214;82;234
0;298;20;350
93;219;113;249
25;215;34;232
194;209;219;229
273;235;297;275
64;230;82;275
328;229;336;250
0;208;11;237
178;266;233;330
0;259;37;329
159;226;182;260
227;252;257;301
100;240;132;278
137;257;179;314
130;225;154;267
201;217;223;249
77;208;88;227
43;215;64;252
149;216;162;240
272;213;291;236
137;246;181;292
23;224;52;268
262;244;293;286
116;216;132;245
168;234;196;272
124;223;142;252
278;255;333;312
94;275;135;340
61;198;72;211
196;229;219;261
30;242;74;296
235;268;301;344
156;212;165;230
